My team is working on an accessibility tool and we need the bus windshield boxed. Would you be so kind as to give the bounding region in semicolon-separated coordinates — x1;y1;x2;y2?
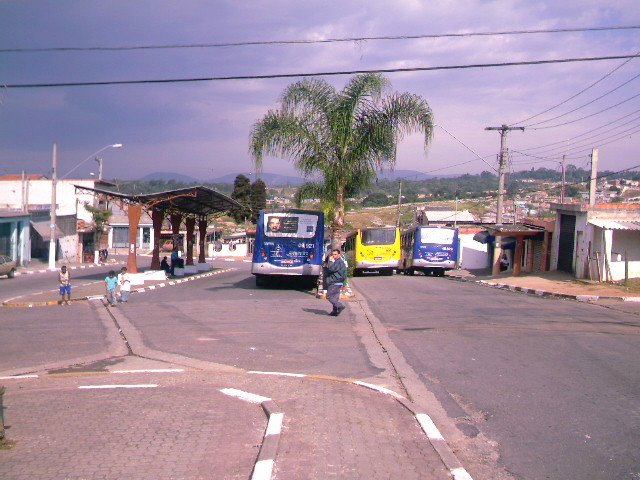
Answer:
362;228;396;245
420;228;455;245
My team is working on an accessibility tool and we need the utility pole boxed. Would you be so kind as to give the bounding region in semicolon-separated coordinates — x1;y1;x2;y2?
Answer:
589;148;599;206
95;157;103;180
485;124;524;225
48;143;57;271
560;155;566;203
396;179;403;227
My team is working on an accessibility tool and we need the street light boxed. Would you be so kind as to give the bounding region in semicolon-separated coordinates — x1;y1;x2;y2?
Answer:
61;143;123;180
48;143;123;270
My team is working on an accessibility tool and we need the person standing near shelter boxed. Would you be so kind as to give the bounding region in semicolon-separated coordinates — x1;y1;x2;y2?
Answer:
170;248;179;276
58;265;71;305
325;248;347;316
104;270;118;306
118;267;131;303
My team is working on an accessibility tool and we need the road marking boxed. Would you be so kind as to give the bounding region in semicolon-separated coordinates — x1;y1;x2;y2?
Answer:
220;388;270;404
451;467;474;480
416;413;444;440
265;412;284;436
251;459;275;480
111;369;184;374
353;380;404;398
0;374;39;380
248;371;306;378
78;384;158;389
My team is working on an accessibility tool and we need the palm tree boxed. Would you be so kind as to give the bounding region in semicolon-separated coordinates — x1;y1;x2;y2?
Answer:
250;73;434;239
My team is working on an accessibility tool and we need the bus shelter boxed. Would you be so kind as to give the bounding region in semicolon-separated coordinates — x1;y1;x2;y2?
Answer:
486;224;546;276
73;185;243;273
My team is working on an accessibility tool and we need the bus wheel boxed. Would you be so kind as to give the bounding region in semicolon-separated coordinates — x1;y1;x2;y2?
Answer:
382;269;393;276
353;269;361;277
406;268;415;276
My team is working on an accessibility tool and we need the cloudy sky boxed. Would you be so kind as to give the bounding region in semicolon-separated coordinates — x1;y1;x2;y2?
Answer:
1;1;639;182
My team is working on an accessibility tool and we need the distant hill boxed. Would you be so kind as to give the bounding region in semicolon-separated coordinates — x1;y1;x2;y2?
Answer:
139;171;199;183
210;172;306;186
376;169;459;181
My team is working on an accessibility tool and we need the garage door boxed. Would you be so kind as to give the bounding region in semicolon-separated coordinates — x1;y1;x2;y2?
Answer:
557;214;576;273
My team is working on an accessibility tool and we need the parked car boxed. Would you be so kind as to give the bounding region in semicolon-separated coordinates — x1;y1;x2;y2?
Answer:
0;255;17;278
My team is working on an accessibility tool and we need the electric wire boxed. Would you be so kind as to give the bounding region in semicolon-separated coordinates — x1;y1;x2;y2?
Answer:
515;108;640;151
2;25;639;53
527;91;640;129
4;53;640;89
509;50;640;126
519;71;640;128
522;120;640;156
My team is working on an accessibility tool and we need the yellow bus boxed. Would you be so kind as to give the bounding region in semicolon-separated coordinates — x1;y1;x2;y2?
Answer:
344;227;401;276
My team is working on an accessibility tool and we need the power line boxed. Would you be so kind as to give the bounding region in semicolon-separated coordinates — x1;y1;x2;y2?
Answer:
520;71;640;127
515;108;640;151
528;91;640;129
522;120;640;156
3;25;640;54
509;50;639;126
5;53;639;89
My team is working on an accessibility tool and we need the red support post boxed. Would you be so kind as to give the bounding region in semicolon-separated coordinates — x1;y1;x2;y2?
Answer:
150;209;164;270
198;217;207;264
185;217;196;266
127;204;142;273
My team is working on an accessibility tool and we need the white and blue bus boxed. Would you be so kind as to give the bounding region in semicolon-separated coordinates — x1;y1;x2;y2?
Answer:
252;209;324;286
400;226;459;276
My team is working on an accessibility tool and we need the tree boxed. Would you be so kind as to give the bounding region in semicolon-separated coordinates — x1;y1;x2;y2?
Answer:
230;174;252;223
250;73;434;239
362;192;390;207
249;179;267;222
84;203;112;253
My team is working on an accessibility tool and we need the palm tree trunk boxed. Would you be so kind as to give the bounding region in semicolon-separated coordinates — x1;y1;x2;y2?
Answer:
331;183;346;248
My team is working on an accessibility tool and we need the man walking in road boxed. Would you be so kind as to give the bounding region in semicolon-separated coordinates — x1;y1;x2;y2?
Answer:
325;248;347;316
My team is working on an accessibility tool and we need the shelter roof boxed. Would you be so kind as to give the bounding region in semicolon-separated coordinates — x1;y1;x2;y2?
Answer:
589;219;640;230
73;185;243;217
485;224;545;236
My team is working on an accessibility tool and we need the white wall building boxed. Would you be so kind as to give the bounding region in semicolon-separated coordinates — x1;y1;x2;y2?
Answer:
551;203;640;281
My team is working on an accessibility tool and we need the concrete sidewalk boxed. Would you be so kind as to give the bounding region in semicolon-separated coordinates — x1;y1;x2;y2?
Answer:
448;268;640;302
2;267;232;307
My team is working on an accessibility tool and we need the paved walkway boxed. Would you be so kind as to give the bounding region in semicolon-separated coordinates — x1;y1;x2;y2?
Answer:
448;268;640;302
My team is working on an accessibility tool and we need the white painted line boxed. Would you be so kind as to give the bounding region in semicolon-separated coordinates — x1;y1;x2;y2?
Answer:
265;412;284;436
624;297;640;302
220;388;270;404
251;459;274;480
248;371;306;378
78;384;159;389
353;380;404;398
416;413;444;440
0;374;39;380
451;466;474;480
112;369;184;374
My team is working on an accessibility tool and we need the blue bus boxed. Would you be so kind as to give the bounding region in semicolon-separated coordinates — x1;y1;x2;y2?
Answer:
252;209;324;286
399;226;459;276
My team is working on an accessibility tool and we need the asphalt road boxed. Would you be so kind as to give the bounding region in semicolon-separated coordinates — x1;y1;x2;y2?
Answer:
352;272;640;480
3;259;638;479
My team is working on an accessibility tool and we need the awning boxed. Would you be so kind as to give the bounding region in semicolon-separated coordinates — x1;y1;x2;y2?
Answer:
589;219;640;230
473;231;491;244
31;221;64;241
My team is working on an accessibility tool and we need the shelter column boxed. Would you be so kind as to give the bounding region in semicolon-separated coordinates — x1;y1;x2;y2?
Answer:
513;235;523;276
170;213;183;249
540;231;550;272
492;238;502;276
185;217;196;266
198;217;207;264
127;204;142;273
150;208;164;270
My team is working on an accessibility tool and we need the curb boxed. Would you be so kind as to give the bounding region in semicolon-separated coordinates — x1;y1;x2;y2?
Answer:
2;268;234;308
249;371;473;479
253;400;284;480
14;261;125;277
446;274;640;303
